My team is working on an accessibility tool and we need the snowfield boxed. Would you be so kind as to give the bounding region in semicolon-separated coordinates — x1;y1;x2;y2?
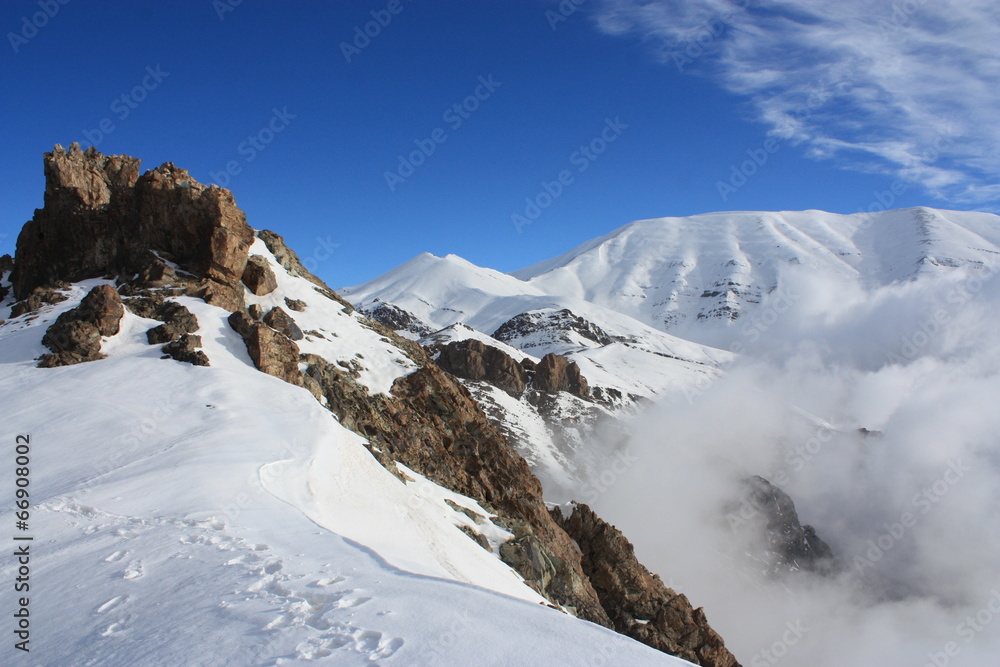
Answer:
0;271;690;664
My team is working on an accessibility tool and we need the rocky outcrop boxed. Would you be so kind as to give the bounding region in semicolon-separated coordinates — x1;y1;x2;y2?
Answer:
10;284;69;318
554;503;740;667
493;308;615;349
436;339;528;396
241;255;277;295
534;353;589;398
38;284;124;367
11;145;253;311
731;476;835;576
133;162;252;285
228;311;305;388
13;146;140;299
262;306;303;341
361;301;432;337
123;294;201;347
434;339;590;400
161;334;209;366
284;297;306;312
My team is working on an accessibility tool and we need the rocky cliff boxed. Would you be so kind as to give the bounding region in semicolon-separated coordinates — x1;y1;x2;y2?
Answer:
13;143;252;312
6;146;740;666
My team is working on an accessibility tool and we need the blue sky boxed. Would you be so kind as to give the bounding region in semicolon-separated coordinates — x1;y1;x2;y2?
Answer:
2;0;997;288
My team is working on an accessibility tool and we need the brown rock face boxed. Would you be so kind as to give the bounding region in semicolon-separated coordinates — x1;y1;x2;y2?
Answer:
241;255;278;295
554;503;740;667
436;339;528;396
38;284;125;367
161;334;210;366
262;306;303;341
13;145;140;298
134;163;253;285
12;145;254;304
534;353;589;398
73;284;125;337
228;311;303;386
39;320;103;367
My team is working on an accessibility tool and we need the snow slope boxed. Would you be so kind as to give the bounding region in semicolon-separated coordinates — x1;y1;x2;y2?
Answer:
0;277;689;663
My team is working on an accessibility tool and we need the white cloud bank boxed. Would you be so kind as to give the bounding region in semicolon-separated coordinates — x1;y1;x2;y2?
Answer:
590;266;1000;665
594;0;1000;206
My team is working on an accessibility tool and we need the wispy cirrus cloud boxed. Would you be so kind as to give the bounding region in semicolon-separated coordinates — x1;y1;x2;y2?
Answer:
594;0;1000;206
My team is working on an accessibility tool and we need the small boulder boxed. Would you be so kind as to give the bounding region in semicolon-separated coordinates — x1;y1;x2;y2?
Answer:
37;284;125;367
241;255;277;296
40;319;103;366
248;303;265;321
72;284;124;336
262;306;303;341
228;311;302;386
284;297;306;312
161;334;209;366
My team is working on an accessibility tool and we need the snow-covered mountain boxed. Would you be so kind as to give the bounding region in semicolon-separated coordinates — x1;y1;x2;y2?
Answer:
0;145;737;666
347;207;1000;350
512;207;1000;346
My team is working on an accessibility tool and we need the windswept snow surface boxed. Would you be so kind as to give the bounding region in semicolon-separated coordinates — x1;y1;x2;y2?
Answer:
0;281;689;664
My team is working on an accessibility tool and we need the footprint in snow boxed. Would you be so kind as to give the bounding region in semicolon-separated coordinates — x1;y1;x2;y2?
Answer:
122;561;144;580
104;550;127;563
338;596;372;609
355;630;404;660
96;595;128;614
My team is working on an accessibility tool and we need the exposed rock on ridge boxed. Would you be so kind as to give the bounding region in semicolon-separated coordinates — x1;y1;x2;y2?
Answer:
554;503;740;667
436;339;529;396
436;339;589;399
12;144;253;310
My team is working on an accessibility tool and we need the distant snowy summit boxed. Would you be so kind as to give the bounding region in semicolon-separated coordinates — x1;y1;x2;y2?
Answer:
346;207;1000;349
